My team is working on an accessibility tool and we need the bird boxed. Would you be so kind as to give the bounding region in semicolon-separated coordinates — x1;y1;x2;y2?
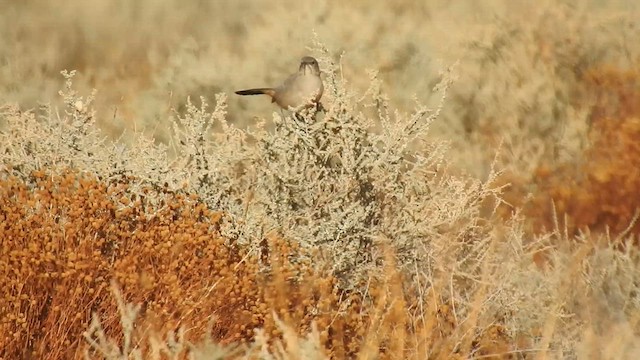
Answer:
235;56;324;111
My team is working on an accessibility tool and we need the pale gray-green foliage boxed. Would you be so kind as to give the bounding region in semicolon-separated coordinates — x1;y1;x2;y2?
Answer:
0;70;182;211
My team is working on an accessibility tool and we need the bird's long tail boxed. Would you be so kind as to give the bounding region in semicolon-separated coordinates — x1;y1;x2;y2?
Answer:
235;88;276;97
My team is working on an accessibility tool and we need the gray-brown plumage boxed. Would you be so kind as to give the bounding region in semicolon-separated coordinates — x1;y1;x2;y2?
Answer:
235;56;323;110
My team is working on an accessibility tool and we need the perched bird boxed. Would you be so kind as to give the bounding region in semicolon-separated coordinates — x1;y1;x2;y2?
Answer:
235;56;323;110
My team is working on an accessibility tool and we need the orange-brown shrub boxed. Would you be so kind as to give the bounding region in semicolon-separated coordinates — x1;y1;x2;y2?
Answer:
0;169;264;358
501;65;640;239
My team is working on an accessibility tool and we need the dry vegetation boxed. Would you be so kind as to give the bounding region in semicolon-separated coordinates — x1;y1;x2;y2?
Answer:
2;1;640;359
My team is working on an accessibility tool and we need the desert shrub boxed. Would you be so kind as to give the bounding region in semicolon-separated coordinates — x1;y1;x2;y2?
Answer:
531;117;640;238
1;53;512;358
0;170;257;358
3;38;640;358
441;3;640;177
1;167;498;359
3;48;505;293
502;65;640;238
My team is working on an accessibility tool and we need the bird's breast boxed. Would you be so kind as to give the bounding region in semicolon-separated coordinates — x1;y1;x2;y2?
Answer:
276;74;323;109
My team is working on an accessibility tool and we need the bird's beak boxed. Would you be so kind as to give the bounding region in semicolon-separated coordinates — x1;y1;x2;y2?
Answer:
301;63;317;75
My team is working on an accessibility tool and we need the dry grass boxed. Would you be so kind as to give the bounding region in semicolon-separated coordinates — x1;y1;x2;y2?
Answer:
2;1;640;359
